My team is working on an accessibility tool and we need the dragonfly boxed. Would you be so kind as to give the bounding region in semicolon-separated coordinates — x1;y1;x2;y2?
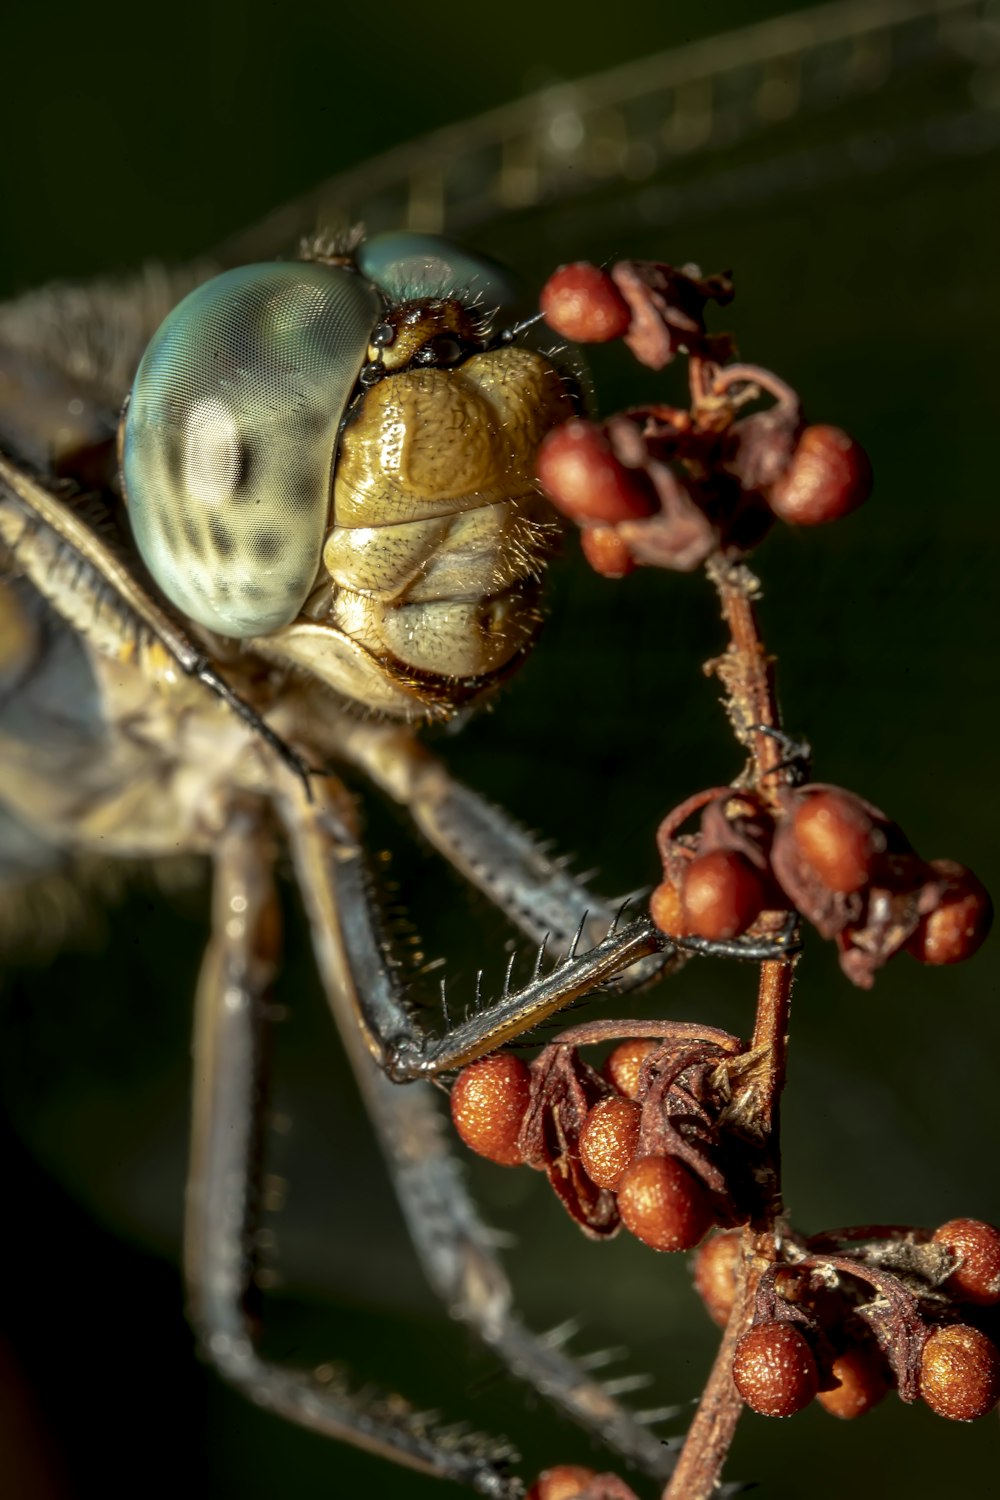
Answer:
1;2;997;1497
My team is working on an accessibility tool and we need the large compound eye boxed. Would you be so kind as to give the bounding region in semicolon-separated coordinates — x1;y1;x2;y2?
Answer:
357;232;522;313
122;262;380;638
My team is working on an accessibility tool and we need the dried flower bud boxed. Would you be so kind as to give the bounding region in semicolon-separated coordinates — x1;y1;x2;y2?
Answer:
905;860;993;966
538;420;657;526
732;1321;819;1417
789;788;880;894
617;1155;714;1252
581;524;636;577
603;1039;658;1100
919;1324;1000;1420
579;1096;642;1191
450;1053;533;1166
816;1345;890;1419
681;848;766;940
540;263;632;343
766;425;872;525
692;1229;742;1327
932;1219;1000;1305
527;1465;599;1500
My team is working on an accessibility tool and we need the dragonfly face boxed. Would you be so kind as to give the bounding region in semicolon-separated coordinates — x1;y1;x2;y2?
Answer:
121;236;573;718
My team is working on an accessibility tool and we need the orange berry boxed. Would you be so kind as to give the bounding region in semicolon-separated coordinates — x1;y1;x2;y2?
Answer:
578;1096;642;1190
538;420;656;525
692;1229;742;1328
816;1345;890;1419
932;1219;1000;1305
732;1321;819;1417
540;263;632;343
649;879;686;937
681;849;765;940
580;524;635;577
919;1324;1000;1420
603;1038;657;1100
616;1155;714;1252
766;425;872;526
790;789;878;894
450;1053;532;1166
906;861;993;965
527;1464;598;1500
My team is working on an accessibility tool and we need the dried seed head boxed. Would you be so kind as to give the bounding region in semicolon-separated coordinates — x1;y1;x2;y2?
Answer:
732;1321;819;1417
603;1038;658;1100
580;524;636;577
538;419;657;526
450;1053;533;1166
766;424;872;525
816;1345;891;1420
616;1154;714;1252
692;1229;742;1328
579;1096;642;1191
527;1464;598;1500
681;848;766;940
540;263;632;343
905;860;993;966
932;1219;1000;1306
789;788;879;894
919;1324;1000;1420
649;879;686;938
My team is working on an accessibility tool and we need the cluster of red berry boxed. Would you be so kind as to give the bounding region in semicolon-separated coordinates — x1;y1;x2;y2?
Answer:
536;261;872;578
651;783;992;986
450;1027;751;1252
694;1219;1000;1424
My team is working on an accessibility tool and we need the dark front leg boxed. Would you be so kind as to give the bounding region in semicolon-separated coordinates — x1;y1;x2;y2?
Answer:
284;780;681;1482
186;805;523;1496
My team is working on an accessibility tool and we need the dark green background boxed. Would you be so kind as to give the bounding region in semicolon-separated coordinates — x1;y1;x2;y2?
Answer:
1;2;998;1497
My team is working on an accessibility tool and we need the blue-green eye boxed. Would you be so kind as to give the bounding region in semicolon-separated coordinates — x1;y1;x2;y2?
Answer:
122;262;380;638
357;232;522;312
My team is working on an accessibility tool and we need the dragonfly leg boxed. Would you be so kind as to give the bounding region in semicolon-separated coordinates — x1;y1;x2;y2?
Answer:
284;780;681;1482
284;774;673;1079
187;804;523;1497
332;715;675;981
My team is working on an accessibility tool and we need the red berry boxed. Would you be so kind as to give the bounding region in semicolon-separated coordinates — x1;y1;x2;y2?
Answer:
932;1219;1000;1305
578;1096;642;1190
790;788;879;894
616;1155;714;1252
538;420;656;525
692;1229;742;1328
580;524;636;577
540;263;632;343
649;879;686;938
919;1324;1000;1420
603;1039;657;1100
527;1465;598;1500
906;860;993;965
732;1321;819;1417
816;1345;890;1419
766;425;872;525
681;849;765;940
450;1053;532;1166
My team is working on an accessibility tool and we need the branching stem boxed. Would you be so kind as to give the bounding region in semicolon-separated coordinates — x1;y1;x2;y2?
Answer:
662;556;797;1500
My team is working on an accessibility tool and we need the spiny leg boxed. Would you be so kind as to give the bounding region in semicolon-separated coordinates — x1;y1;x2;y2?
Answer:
186;803;522;1497
283;778;681;1482
282;774;671;1079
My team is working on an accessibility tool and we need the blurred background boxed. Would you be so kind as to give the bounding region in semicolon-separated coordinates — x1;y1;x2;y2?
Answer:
1;0;998;1496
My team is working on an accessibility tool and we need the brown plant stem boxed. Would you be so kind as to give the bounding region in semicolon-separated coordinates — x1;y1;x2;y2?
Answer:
663;557;797;1500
